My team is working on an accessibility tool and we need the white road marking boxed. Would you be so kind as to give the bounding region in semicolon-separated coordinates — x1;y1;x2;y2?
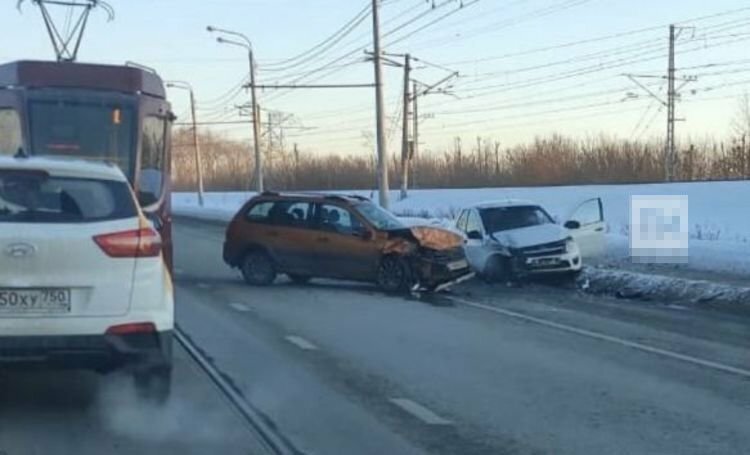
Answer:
666;304;689;311
285;335;318;351
449;296;750;380
229;303;252;313
174;267;185;275
389;398;452;425
197;282;212;289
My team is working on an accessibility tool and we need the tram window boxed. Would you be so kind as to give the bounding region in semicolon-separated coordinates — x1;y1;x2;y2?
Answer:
0;109;22;156
28;100;135;176
139;116;167;206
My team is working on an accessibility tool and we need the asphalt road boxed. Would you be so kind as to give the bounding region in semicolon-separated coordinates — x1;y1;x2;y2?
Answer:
0;341;269;455
172;218;750;455
2;217;747;455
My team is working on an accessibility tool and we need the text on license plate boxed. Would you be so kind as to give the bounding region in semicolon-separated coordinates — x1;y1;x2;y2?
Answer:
0;288;72;313
528;257;561;266
447;259;469;271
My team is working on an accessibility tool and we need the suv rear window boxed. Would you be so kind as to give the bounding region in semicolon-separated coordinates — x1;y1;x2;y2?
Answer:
0;171;137;223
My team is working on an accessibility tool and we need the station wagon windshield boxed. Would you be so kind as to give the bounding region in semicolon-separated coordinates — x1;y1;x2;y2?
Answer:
480;206;554;233
355;202;405;230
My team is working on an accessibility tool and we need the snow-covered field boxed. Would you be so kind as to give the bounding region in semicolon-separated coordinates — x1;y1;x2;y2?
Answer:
173;180;750;277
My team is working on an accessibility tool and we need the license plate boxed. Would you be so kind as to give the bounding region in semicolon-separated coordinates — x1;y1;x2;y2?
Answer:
447;259;469;271
0;288;72;314
528;257;561;266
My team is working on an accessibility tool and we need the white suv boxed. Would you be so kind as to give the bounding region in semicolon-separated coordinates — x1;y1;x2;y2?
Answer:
0;156;174;401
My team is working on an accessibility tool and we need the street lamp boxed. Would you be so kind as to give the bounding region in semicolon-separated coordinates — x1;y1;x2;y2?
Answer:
166;80;205;207
207;25;264;193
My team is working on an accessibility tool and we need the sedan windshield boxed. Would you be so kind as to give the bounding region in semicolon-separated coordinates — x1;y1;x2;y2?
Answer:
480;206;554;233
355;202;405;230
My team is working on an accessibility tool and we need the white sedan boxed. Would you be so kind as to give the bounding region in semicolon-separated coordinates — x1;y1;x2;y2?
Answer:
455;198;605;281
0;156;174;402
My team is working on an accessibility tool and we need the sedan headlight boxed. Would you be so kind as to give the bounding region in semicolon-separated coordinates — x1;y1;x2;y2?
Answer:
565;237;579;254
491;243;512;256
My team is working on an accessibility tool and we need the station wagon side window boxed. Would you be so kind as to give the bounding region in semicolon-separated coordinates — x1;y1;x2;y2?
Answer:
269;200;313;228
318;204;364;236
0;108;22;156
245;201;274;223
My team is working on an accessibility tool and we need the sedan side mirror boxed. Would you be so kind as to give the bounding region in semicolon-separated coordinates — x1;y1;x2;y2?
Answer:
564;220;581;230
467;230;483;240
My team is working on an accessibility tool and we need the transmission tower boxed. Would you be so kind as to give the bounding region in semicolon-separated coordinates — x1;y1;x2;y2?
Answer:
17;0;114;62
624;24;696;181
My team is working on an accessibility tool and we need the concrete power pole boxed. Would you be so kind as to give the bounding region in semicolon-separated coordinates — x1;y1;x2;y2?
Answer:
399;54;411;200
412;80;419;190
371;0;389;208
666;24;677;182
249;49;264;192
188;88;205;206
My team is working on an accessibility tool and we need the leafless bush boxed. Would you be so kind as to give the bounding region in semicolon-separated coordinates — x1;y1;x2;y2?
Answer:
171;129;750;192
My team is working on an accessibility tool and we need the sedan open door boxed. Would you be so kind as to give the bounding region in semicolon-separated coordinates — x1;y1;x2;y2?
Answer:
564;197;605;258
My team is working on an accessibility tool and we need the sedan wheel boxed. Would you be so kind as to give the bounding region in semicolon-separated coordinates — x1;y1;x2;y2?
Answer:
240;250;276;286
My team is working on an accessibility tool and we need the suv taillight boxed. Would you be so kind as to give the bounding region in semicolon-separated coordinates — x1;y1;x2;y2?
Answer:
94;228;162;258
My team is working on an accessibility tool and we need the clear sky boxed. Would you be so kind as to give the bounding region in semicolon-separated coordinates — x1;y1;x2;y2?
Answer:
2;0;750;158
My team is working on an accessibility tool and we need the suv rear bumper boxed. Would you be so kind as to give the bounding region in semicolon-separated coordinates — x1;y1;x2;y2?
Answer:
0;330;173;373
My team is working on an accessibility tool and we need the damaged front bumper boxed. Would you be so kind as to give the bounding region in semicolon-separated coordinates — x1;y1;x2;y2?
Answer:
411;249;476;292
509;250;582;276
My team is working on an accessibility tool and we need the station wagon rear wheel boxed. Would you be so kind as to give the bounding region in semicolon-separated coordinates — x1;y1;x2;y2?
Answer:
240;250;276;286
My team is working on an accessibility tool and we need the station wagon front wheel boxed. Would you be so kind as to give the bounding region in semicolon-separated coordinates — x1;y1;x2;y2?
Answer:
240;250;276;286
377;256;413;293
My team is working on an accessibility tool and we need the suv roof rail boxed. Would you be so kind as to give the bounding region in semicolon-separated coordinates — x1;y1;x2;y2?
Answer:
260;191;279;196
347;195;369;201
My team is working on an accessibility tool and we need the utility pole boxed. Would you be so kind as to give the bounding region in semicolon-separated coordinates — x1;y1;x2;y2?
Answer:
208;26;264;192
188;88;205;206
666;24;677;182
267;111;274;151
371;0;389;208
166;80;204;206
400;53;411;200
412;80;419;189
249;49;264;192
624;24;696;182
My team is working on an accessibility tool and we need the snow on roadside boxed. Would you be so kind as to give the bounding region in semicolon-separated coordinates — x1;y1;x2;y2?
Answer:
173;181;750;242
581;267;750;308
173;181;750;277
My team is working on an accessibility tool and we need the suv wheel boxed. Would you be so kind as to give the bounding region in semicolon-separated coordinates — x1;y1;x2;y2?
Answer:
288;274;311;285
133;366;172;405
377;256;412;293
240;250;276;286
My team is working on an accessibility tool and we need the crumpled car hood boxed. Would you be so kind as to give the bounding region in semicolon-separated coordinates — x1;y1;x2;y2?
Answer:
408;226;464;250
490;223;567;249
385;226;464;251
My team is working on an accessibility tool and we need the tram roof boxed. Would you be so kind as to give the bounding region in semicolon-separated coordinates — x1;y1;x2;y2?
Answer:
0;60;166;99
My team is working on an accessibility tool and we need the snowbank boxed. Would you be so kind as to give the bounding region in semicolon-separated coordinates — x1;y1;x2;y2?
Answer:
174;181;750;242
172;185;750;309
